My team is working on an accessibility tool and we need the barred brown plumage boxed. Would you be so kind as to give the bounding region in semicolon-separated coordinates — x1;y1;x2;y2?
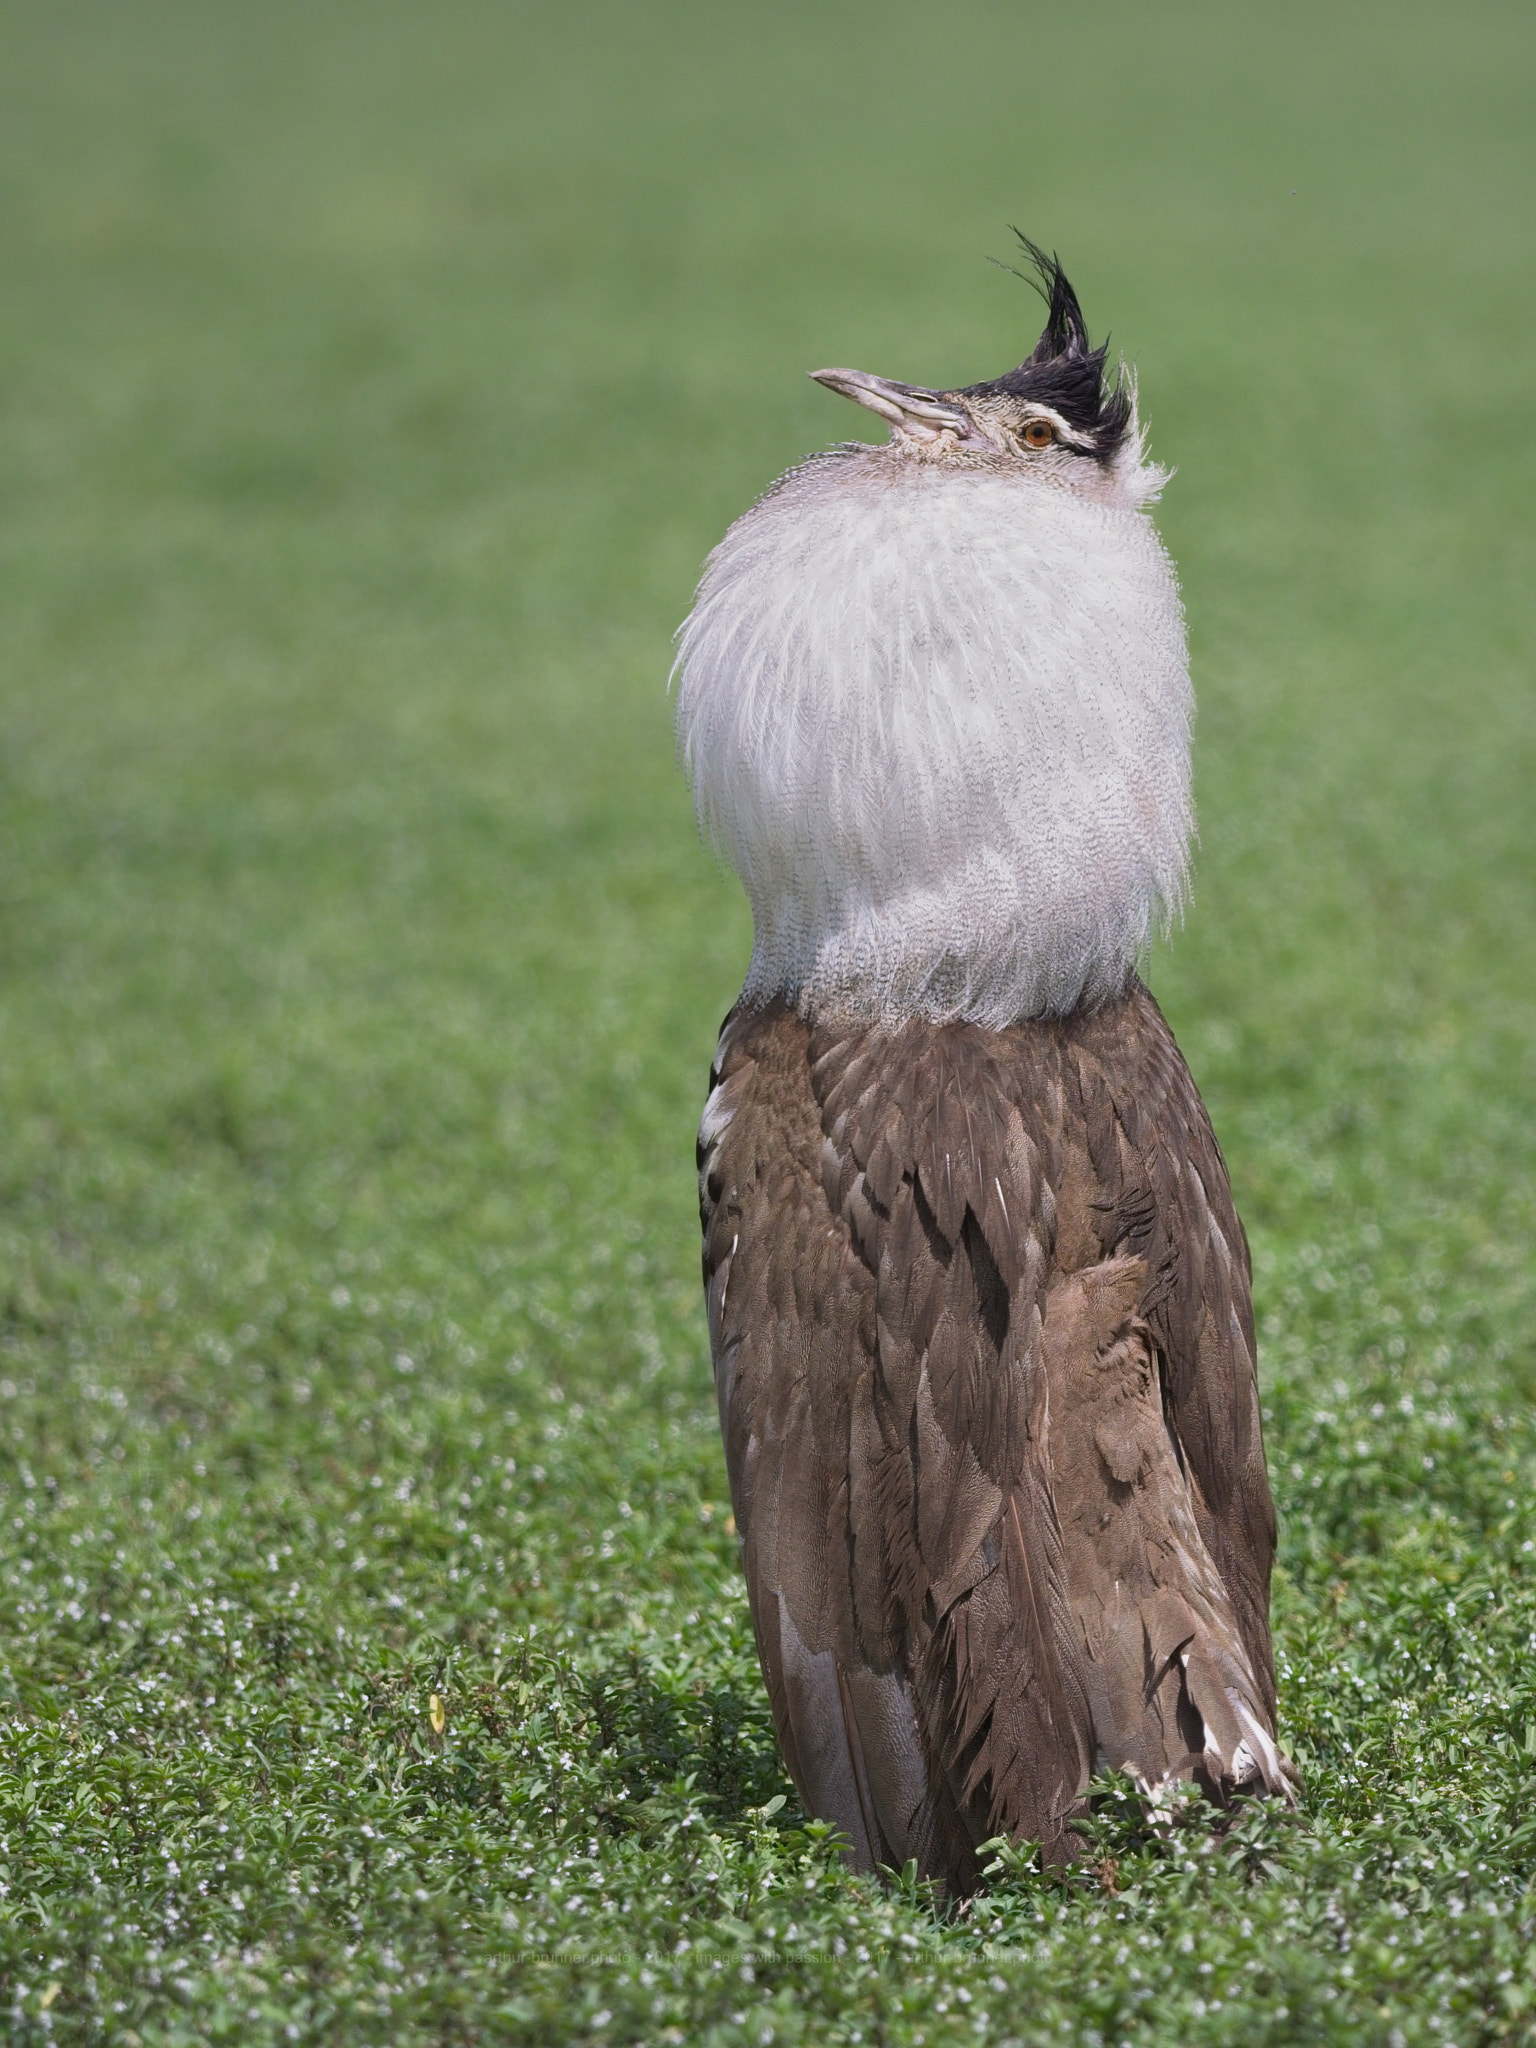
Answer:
678;242;1290;1891
698;988;1286;1892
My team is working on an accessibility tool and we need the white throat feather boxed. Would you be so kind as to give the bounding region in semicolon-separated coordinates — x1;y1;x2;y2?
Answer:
674;443;1193;1030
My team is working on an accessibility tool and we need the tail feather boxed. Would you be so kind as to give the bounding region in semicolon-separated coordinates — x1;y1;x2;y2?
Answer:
1039;1257;1291;1804
770;1591;980;1888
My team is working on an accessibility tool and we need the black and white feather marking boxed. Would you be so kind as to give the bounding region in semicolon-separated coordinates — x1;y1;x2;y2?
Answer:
964;233;1135;464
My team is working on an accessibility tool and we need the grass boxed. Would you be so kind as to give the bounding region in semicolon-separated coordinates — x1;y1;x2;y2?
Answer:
0;0;1534;2039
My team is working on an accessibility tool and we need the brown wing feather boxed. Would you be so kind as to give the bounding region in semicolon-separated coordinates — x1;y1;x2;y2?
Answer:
699;985;1284;1897
701;1006;931;1874
1067;985;1278;1718
813;1022;1097;1869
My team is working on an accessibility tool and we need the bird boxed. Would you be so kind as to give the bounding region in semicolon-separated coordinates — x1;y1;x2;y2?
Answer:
674;237;1289;1895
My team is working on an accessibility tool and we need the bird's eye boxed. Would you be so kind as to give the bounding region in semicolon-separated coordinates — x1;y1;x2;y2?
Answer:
1021;418;1054;449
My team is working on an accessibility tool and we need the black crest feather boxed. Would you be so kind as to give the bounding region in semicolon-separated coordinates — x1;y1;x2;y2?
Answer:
965;232;1134;462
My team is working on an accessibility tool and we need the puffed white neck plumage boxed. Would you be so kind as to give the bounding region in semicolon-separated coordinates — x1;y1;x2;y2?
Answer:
674;437;1192;1030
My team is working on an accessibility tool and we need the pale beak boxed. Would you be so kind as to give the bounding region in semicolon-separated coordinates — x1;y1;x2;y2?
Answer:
809;367;996;448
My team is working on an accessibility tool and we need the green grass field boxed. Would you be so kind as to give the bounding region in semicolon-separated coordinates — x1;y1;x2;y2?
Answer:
1;1;1534;2040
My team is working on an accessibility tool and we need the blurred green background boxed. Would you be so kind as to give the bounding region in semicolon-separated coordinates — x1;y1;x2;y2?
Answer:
1;2;1534;2042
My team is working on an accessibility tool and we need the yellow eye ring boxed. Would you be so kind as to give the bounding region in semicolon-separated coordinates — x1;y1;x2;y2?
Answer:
1021;418;1054;449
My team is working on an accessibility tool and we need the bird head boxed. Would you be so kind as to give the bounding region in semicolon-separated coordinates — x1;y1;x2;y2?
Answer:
810;237;1150;503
